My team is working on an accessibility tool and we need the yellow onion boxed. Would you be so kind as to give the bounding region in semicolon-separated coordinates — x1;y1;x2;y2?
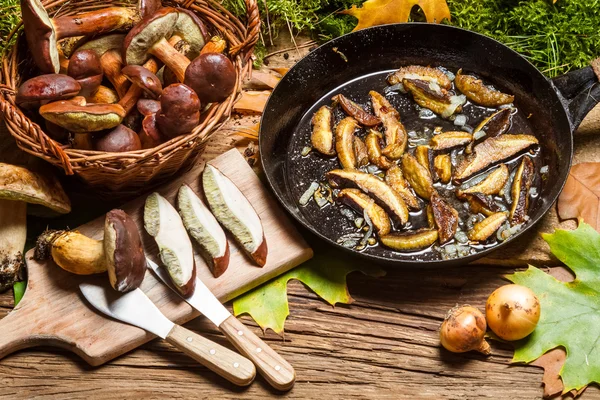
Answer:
439;305;491;355
486;284;540;341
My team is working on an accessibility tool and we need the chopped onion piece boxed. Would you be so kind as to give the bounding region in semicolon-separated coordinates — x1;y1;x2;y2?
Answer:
473;130;486;140
419;108;436;119
408;130;418;138
340;207;355;220
359;209;374;248
498;103;514;109
462;124;474;134
299;182;319;206
455;231;469;244
301;146;312;156
454;114;467;126
540;165;549;174
354;217;365;229
367;165;380;174
530;187;538;197
385;83;405;94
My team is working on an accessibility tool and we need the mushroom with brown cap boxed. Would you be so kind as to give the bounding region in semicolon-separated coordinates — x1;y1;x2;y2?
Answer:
94;124;142;152
20;0;141;73
0;162;71;292
16;74;81;109
156;83;200;139
40;96;125;132
184;53;236;104
67;49;103;98
122;65;162;99
137;99;163;148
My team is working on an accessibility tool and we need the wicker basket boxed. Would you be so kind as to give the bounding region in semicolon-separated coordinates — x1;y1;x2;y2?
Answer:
0;0;259;194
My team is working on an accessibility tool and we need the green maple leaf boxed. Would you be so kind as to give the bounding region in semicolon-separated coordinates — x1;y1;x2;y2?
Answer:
232;252;385;334
508;222;600;393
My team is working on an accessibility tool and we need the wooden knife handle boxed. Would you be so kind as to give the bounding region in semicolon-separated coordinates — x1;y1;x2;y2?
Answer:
219;315;295;391
166;324;255;386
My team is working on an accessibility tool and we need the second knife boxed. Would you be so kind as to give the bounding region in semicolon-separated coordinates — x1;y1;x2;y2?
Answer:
147;258;296;391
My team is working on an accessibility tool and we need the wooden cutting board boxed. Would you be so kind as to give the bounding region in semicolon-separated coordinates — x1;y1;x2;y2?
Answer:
0;149;313;366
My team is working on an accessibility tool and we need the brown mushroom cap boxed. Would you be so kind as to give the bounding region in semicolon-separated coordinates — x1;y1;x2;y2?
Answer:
156;83;200;139
139;113;163;148
137;98;161;116
21;0;139;73
94;124;142;152
68;50;103;98
138;0;161;19
184;53;236;104
16;74;81;109
104;209;146;292
39;96;125;132
122;65;162;99
78;35;130;98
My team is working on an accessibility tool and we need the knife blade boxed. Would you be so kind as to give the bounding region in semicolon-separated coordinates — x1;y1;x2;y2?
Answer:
147;258;296;391
80;281;255;386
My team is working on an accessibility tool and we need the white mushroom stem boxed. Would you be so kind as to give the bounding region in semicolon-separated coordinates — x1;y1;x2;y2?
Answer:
149;36;191;82
0;199;27;289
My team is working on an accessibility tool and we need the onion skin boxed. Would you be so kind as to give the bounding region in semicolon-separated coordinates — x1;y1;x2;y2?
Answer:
486;284;540;341
439;305;491;355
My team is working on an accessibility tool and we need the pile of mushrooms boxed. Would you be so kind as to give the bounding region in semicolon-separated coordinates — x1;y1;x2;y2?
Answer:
16;0;236;152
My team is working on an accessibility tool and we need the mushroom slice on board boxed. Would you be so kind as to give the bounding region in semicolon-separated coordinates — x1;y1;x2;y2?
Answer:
332;94;381;127
39;96;125;132
310;105;335;156
178;184;230;278
144;192;196;296
510;156;535;225
156;83;201;139
370;90;407;159
457;164;509;197
16;74;80;109
403;78;466;118
104;209;146;293
335;117;359;169
326;169;409;225
454;135;538;181
430;192;459;244
455;69;514;107
337;189;391;236
0;163;70;292
387;65;452;89
384;165;420;210
401;153;435;200
20;0;140;73
380;229;439;252
203;165;267;267
67;49;103;98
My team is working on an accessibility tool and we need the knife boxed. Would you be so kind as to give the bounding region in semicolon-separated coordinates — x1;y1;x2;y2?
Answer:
79;282;256;386
147;259;296;391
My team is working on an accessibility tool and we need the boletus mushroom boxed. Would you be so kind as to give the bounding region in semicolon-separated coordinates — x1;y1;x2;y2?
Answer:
40;96;125;132
144;192;197;296
156;83;200;139
94;124;142;152
67;49;103;98
202;164;267;266
137;99;163;148
21;0;141;73
16;74;81;109
122;65;162;99
0;163;70;291
184;53;236;104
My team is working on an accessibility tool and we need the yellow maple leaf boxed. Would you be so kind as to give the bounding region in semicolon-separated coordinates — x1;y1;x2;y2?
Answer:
341;0;451;31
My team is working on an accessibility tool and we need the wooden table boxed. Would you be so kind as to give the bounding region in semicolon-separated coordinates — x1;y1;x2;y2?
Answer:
2;36;600;399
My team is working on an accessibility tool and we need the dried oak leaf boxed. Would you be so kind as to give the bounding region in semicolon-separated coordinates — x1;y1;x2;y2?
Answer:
233;90;271;114
557;163;600;231
508;222;600;394
232;253;385;334
341;0;451;31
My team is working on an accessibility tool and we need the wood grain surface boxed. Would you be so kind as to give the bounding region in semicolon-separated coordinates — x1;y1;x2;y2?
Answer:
2;32;600;399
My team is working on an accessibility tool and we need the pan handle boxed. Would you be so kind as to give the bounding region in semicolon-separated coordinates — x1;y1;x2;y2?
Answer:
551;58;600;131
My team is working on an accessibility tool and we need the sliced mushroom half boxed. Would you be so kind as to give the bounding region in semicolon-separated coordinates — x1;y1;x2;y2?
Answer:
337;189;391;236
455;69;514;107
370;90;407;159
510;156;535;225
430;192;458;244
387;65;452;89
403;78;466;118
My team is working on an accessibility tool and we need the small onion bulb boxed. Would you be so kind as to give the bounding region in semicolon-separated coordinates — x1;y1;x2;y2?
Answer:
439;305;491;355
485;284;540;341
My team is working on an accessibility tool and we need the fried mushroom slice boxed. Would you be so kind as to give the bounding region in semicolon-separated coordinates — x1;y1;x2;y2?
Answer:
454;135;538;181
468;212;508;242
415;145;431;173
336;117;359;169
337;189;391;236
365;129;394;170
473;108;511;139
384;165;420;210
380;229;438;252
326;169;409;224
311;105;335;156
353;136;369;167
455;69;514;107
387;65;452;89
403;78;466;118
434;154;452;183
369;91;407;159
430;131;473;151
461;193;500;217
401;153;434;200
457;164;509;196
510;156;535;225
430;192;459;244
333;94;381;127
